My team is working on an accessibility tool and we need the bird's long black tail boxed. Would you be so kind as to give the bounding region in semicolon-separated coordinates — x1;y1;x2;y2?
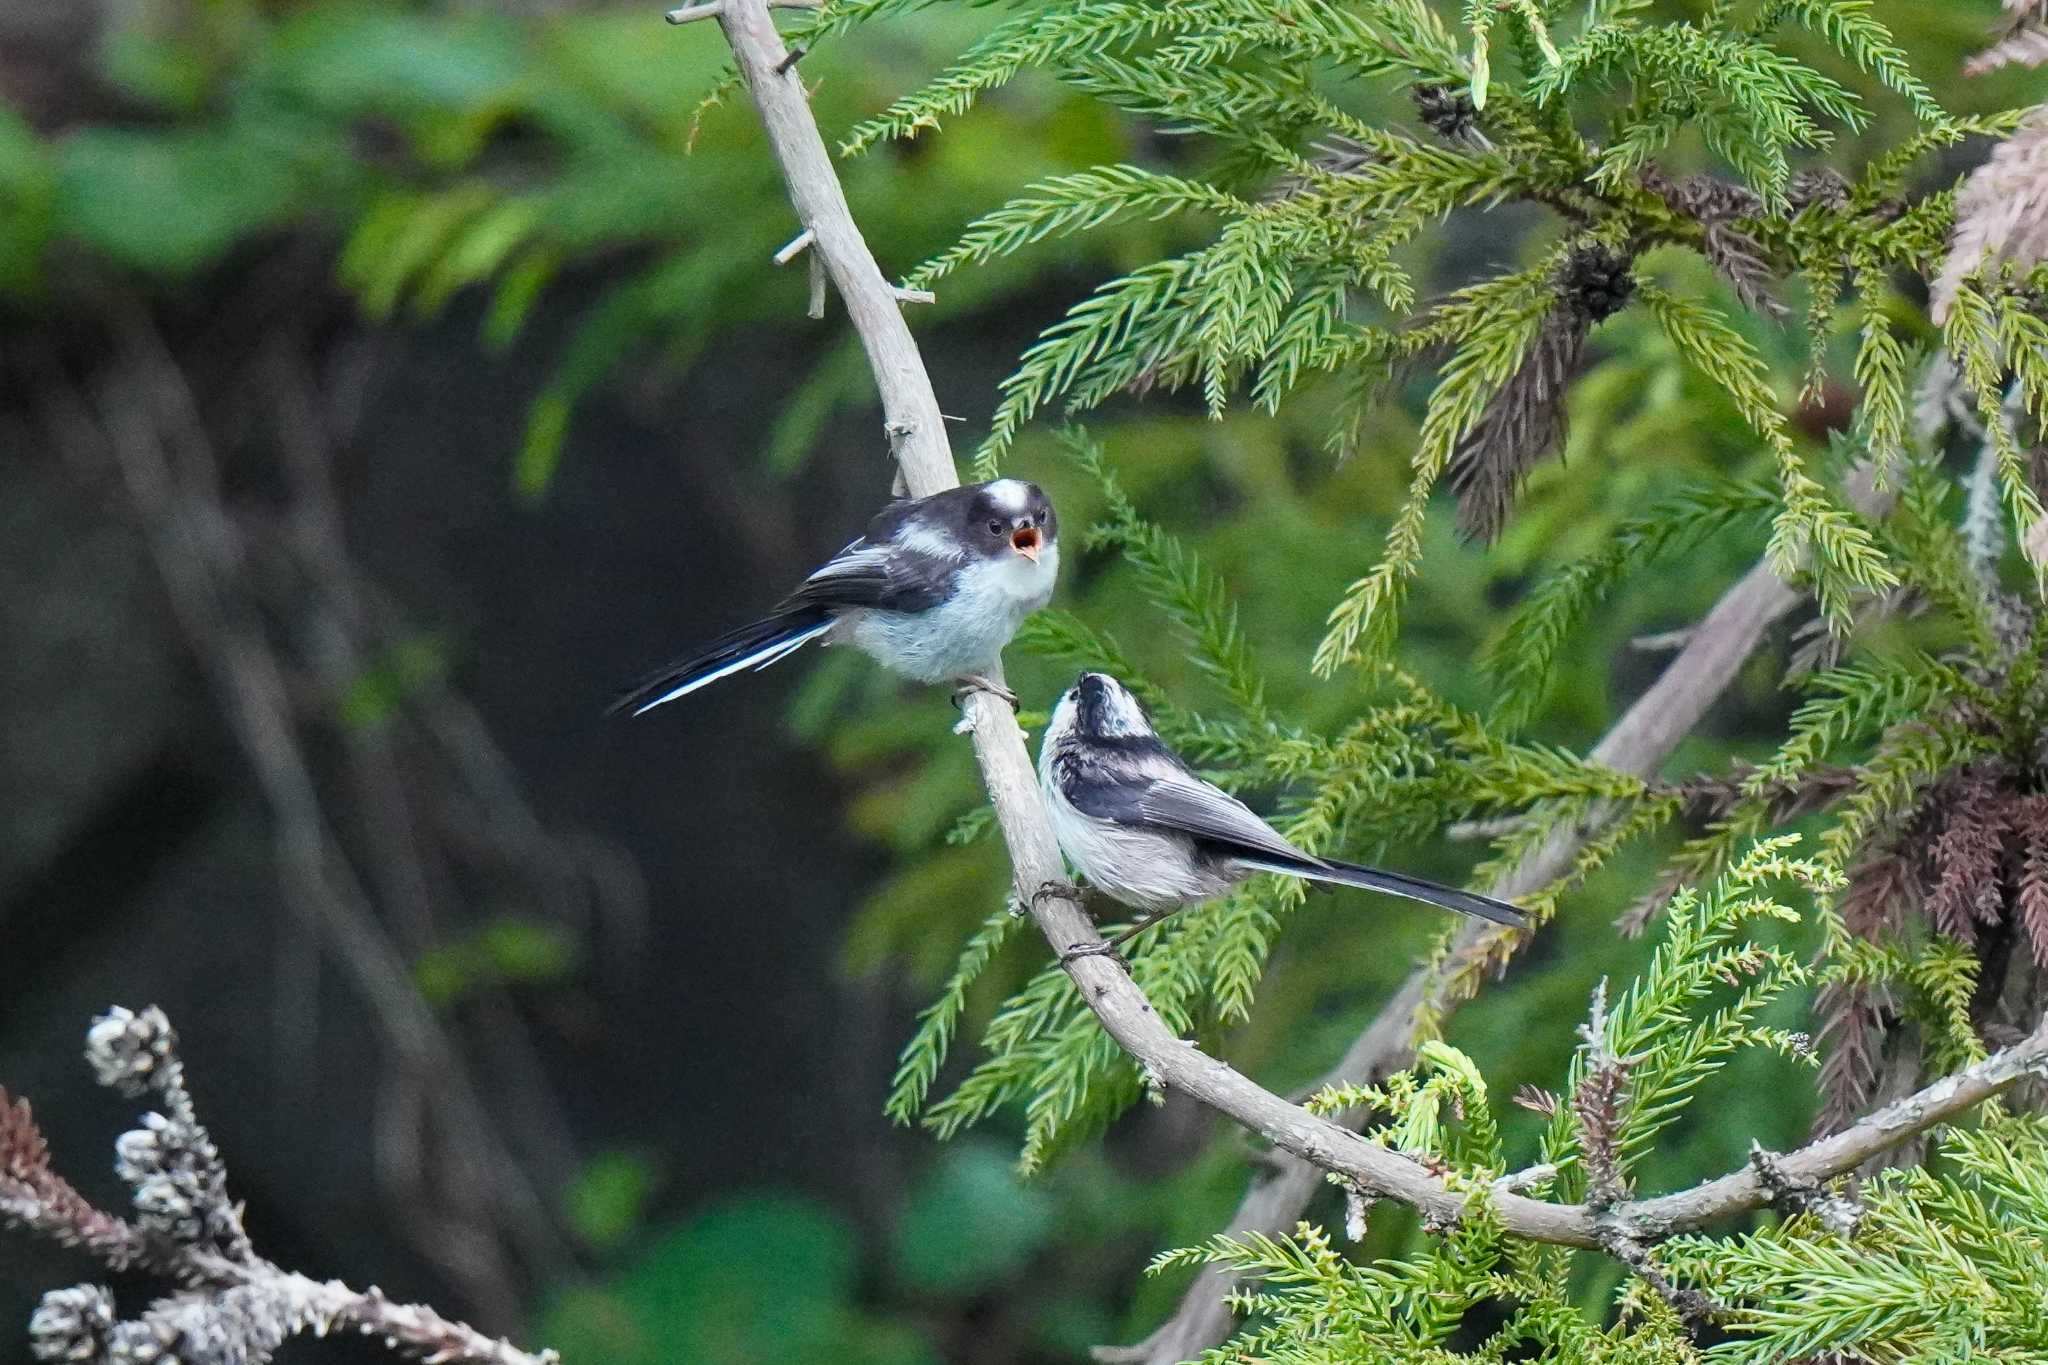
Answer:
1235;855;1528;928
609;608;834;717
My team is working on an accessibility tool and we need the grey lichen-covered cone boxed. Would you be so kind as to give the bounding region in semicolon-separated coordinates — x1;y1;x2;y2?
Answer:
4;1006;559;1365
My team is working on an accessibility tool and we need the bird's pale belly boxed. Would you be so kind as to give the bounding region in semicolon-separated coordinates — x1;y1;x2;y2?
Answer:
836;557;1053;682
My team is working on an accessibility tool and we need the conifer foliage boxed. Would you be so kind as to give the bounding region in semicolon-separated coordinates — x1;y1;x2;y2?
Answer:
823;0;2048;1359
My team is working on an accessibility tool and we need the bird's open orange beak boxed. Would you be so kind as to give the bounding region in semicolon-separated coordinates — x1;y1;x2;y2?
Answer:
1011;526;1042;561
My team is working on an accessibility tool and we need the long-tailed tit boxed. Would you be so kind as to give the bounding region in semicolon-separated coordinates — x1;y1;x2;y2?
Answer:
1037;672;1527;956
614;479;1059;715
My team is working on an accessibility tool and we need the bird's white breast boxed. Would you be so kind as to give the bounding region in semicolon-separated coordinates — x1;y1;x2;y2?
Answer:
840;543;1058;682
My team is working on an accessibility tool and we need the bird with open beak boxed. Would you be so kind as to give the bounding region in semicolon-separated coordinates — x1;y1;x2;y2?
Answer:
1038;672;1527;957
613;479;1060;715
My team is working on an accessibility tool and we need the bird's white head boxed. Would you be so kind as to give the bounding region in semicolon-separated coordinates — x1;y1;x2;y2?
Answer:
1057;671;1152;742
959;479;1058;566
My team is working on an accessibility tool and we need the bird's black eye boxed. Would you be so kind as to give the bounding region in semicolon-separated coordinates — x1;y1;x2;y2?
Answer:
987;518;1005;535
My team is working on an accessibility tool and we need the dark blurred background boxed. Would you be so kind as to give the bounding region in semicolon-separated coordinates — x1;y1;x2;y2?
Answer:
0;2;2027;1361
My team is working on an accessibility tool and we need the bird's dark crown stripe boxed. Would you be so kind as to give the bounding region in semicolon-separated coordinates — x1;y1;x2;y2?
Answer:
1076;732;1175;761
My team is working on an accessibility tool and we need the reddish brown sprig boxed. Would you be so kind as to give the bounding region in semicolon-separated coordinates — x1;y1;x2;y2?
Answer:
1810;758;2048;1139
2014;795;2048;970
1925;769;2014;948
1446;244;1636;541
1447;308;1587;541
0;1092;150;1270
1641;167;1764;222
1813;984;1892;1138
1640;167;1787;317
1701;224;1786;319
1660;765;1862;824
1787;168;1853;213
1813;845;1922;1137
1572;982;1634;1212
1573;1060;1631;1211
1616;766;1860;937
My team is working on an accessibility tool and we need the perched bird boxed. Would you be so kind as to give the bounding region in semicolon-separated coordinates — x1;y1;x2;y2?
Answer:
1037;672;1527;956
613;479;1059;716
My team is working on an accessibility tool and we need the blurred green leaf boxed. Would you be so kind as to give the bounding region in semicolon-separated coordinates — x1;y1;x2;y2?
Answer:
257;11;526;122
0;107;54;295
413;916;578;1006
100;30;213;113
894;1142;1056;1295
337;635;448;732
517;388;573;500
479;917;577;981
541;1194;938;1365
54;127;306;275
565;1152;657;1252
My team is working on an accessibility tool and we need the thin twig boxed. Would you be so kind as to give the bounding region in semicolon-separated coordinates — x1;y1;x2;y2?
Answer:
666;0;817;24
773;226;815;264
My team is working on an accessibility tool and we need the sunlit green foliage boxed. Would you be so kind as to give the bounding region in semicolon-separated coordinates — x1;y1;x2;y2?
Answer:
813;0;2020;663
1148;843;1828;1363
1665;1116;2048;1362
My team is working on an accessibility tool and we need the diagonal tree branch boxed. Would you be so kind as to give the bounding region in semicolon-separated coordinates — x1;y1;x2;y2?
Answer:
1108;557;1804;1362
685;0;2026;1341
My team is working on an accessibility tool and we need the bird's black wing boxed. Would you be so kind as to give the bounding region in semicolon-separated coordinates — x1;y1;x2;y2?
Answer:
1049;745;1153;823
1054;743;1308;865
781;540;958;615
862;487;977;543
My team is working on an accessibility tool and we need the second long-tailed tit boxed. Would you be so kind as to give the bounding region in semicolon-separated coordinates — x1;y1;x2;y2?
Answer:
613;479;1059;716
1037;673;1527;957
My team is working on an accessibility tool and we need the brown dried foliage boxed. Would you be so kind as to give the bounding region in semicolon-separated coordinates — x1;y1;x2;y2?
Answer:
2017;794;2048;970
1701;224;1787;319
1447;245;1634;541
1814;766;2048;1135
1641;168;1787;317
1925;767;2013;947
1448;309;1587;541
1572;1059;1631;1210
0;1091;148;1269
1614;766;1860;937
1813;851;1917;1137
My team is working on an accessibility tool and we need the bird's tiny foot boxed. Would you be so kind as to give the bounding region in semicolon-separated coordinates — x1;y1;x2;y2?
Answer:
1031;879;1086;911
952;674;1020;710
1060;940;1129;970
